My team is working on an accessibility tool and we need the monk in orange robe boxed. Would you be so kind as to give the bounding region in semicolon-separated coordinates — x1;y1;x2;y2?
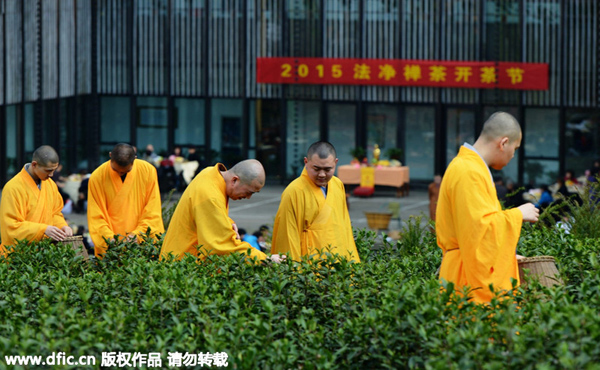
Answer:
436;112;539;304
271;141;360;262
87;143;164;257
160;159;283;263
0;145;73;256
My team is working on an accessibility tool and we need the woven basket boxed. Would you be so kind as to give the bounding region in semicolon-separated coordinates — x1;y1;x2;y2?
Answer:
518;255;562;288
364;212;392;230
54;235;89;261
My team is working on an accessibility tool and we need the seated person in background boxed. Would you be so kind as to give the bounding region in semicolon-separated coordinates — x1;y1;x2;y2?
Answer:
169;146;184;165
239;228;261;251
564;169;579;186
554;178;570;198
536;185;553;209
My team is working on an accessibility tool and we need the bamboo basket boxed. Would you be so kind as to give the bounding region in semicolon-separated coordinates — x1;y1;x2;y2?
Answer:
518;256;562;288
364;212;393;230
54;236;89;261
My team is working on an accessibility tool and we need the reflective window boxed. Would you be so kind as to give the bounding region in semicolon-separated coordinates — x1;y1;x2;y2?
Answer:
565;109;600;178
328;103;356;168
253;100;282;180
366;104;398;161
524;108;559;158
405;106;435;180
101;97;131;143
286;101;320;179
174;98;205;147
446;108;475;167
211;99;243;167
5;105;18;178
137;97;168;156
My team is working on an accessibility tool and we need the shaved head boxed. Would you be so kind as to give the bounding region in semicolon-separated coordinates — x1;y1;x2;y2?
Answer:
110;143;136;167
307;141;337;160
230;159;266;186
32;145;59;166
480;112;521;143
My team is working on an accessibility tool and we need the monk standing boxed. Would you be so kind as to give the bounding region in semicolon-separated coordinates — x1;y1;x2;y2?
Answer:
271;141;360;262
0;145;73;256
160;159;282;263
436;112;539;303
87;143;164;257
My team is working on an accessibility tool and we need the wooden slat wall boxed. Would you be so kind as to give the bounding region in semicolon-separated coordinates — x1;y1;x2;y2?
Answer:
246;0;281;98
440;0;481;105
42;0;58;100
361;0;400;103
76;0;92;95
562;0;597;107
0;0;598;107
401;0;439;103
171;0;205;96
4;0;22;104
208;0;243;97
323;0;359;101
134;0;167;95
98;0;128;94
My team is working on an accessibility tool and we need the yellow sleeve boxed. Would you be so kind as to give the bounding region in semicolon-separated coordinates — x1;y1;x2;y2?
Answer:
194;198;267;260
132;168;165;237
87;174;115;255
453;168;523;296
0;186;47;244
271;188;304;260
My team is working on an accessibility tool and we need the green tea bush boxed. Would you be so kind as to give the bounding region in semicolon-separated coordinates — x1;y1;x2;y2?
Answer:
0;213;599;369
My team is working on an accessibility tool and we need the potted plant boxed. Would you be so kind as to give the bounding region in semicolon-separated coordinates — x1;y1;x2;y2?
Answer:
350;147;367;164
386;147;403;160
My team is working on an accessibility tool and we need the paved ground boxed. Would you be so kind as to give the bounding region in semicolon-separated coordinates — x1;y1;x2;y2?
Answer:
62;184;431;236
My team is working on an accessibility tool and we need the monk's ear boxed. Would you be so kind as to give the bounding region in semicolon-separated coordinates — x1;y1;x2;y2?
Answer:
303;157;308;165
499;137;509;150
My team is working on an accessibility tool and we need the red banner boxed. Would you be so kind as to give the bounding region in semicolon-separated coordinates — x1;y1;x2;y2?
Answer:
256;57;548;90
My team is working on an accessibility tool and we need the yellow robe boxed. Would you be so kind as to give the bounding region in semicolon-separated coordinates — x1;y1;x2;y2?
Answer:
436;146;523;303
87;159;164;257
0;166;68;255
160;164;267;261
271;168;360;262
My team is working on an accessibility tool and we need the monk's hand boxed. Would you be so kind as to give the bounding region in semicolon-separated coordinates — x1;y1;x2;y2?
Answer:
269;254;286;264
45;226;67;241
518;203;539;223
232;223;241;240
61;226;74;237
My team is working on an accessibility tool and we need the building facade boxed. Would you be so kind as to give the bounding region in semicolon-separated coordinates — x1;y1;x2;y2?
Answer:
1;0;599;187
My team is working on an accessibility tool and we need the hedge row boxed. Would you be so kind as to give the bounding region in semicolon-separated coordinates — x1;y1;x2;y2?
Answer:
0;215;599;369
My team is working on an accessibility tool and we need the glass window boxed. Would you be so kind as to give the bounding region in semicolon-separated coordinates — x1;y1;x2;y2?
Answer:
254;100;282;180
565;109;600;178
24;104;34;153
286;101;320;179
101;97;131;143
524;159;559;187
137;97;168;157
446;108;475;166
5;105;18;178
484;107;520;183
174;98;205;149
524;108;559;158
328;103;356;168
211;99;243;167
366;104;398;160
405;106;435;180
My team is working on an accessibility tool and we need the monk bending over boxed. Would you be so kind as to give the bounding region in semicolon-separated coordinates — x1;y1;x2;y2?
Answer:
0;145;73;256
436;112;539;304
160;159;283;263
271;141;360;263
87;143;164;258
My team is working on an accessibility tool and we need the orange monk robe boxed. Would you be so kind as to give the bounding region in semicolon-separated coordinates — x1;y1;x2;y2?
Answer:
87;159;164;257
0;166;68;256
436;146;523;304
160;164;267;261
271;168;360;262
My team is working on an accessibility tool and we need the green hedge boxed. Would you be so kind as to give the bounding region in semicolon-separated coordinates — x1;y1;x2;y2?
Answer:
1;216;600;369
